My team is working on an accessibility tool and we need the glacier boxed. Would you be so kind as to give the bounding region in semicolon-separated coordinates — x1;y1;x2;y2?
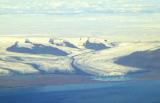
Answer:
0;36;159;78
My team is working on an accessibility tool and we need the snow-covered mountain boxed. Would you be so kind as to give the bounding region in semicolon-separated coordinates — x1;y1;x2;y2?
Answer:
115;48;160;70
7;41;68;56
49;38;77;48
0;37;159;77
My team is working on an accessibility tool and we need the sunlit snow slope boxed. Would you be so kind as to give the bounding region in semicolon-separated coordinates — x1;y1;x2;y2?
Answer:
0;37;159;77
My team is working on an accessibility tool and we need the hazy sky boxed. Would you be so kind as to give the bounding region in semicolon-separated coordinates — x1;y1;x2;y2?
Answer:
0;0;160;14
0;0;160;40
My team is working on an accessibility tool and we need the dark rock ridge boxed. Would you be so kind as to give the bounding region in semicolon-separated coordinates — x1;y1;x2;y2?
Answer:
7;42;68;56
115;49;160;70
83;40;110;50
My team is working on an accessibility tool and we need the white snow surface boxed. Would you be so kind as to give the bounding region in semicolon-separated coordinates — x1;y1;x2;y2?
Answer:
0;37;159;77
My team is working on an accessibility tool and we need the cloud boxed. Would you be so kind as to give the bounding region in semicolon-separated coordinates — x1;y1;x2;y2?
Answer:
0;0;160;14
